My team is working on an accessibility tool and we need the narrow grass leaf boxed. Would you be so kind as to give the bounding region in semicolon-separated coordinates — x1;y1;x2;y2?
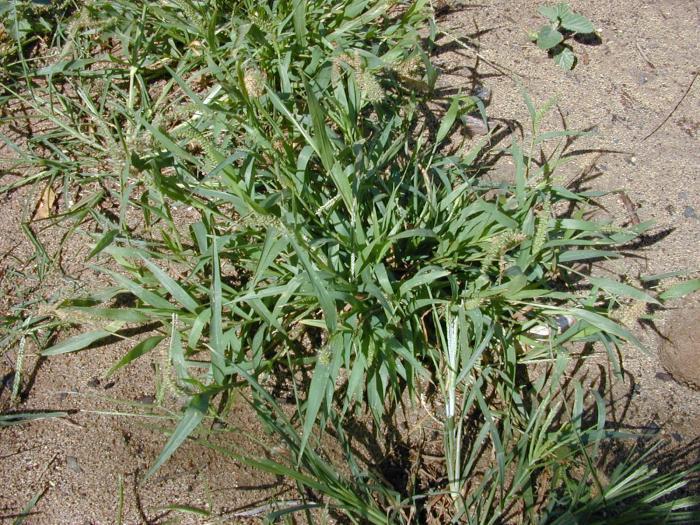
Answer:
209;236;226;384
106;335;165;378
12;485;47;525
0;411;67;427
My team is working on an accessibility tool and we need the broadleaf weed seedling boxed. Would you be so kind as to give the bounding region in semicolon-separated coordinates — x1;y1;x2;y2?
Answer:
530;3;598;70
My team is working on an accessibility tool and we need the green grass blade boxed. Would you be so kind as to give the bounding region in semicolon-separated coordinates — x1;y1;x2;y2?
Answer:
42;330;113;356
106;335;165;378
659;278;700;301
0;411;67;427
140;256;199;314
209;235;226;384
589;276;660;305
289;237;337;331
144;393;209;480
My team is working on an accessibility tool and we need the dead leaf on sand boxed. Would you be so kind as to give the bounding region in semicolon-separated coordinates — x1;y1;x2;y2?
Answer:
33;186;57;220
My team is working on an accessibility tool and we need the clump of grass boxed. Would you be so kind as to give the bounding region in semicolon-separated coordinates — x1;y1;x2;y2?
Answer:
2;1;699;523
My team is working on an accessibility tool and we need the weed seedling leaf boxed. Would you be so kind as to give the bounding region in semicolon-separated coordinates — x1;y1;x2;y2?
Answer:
554;47;576;70
537;26;564;50
559;11;595;33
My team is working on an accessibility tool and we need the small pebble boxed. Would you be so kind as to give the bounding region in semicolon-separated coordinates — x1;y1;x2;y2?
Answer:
87;377;100;388
66;456;82;473
655;371;673;382
471;84;491;104
646;421;661;434
671;432;683;442
683;206;697;219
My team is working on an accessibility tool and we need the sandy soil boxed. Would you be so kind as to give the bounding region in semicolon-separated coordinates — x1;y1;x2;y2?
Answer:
1;1;699;523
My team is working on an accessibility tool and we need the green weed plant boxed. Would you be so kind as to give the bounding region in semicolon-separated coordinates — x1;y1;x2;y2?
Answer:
1;0;698;523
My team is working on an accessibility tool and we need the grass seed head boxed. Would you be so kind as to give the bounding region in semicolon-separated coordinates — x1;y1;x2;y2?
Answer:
243;67;267;98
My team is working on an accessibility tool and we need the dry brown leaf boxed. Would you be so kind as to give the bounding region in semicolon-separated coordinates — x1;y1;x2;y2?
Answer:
33;185;57;220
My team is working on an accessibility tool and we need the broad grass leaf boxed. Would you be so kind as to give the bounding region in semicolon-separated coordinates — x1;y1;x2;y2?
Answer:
589;276;661;305
64;307;150;323
292;0;307;45
42;330;113;356
102;268;174;310
390;228;436;240
659;278;700;301
562;308;643;349
87;230;119;260
290;237;337;331
106;335;165;378
512;140;526;206
303;80;334;170
140;257;199;314
436;96;460;146
399;269;450;296
298;338;335;464
559;249;620;262
144;393;209;480
169;319;189;384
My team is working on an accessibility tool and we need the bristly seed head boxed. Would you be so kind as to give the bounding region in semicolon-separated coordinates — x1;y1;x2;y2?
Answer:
243;68;267;98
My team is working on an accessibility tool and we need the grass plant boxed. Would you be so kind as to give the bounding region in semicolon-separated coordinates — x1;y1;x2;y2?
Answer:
1;0;699;522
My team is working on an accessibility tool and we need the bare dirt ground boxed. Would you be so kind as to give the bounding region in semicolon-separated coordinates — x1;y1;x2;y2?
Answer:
1;1;699;523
